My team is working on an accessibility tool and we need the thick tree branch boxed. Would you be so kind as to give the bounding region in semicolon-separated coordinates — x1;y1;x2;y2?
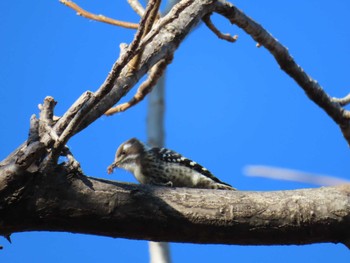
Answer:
0;167;349;247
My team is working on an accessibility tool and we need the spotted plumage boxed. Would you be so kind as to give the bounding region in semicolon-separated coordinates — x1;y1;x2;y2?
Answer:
107;138;236;190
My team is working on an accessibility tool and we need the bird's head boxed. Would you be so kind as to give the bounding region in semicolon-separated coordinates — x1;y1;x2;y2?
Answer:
107;138;146;174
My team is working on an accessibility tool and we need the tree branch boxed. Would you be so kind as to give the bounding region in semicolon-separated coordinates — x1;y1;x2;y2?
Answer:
0;0;213;177
105;56;172;115
75;0;214;133
214;0;350;145
0;167;349;247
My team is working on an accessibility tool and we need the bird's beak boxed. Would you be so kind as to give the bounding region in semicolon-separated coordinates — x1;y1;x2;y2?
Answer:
107;161;119;174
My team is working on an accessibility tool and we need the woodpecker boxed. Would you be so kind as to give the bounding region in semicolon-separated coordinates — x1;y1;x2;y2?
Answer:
107;138;236;190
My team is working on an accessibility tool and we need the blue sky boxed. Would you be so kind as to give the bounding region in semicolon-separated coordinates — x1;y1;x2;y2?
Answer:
1;0;349;262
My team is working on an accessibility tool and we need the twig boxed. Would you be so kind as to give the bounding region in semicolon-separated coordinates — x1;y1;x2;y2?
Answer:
128;0;145;17
143;0;161;39
94;0;162;101
126;0;161;75
214;1;350;145
332;93;350;106
105;56;171;115
203;13;238;43
60;0;138;29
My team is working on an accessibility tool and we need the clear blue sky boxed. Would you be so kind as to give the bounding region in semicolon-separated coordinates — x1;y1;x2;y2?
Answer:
1;0;349;262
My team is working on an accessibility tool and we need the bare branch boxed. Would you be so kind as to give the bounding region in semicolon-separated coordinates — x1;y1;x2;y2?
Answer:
93;0;163;100
56;0;165;141
75;0;212;133
1;167;350;247
203;13;238;43
2;0;207;173
60;0;138;29
214;0;350;145
126;0;162;75
105;56;172;115
53;0;166;148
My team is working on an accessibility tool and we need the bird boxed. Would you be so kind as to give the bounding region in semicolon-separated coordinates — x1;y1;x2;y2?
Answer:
107;138;236;190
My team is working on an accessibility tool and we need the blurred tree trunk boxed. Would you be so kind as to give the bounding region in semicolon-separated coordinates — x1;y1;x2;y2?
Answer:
147;1;177;260
147;71;172;263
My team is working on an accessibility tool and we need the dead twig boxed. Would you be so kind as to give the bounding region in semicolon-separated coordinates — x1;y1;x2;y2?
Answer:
126;0;161;75
105;55;172;115
60;0;138;29
203;13;238;43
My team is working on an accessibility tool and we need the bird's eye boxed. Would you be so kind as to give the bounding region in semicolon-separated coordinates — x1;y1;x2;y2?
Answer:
121;150;126;155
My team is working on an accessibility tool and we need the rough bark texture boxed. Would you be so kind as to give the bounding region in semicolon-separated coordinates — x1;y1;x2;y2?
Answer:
0;167;349;247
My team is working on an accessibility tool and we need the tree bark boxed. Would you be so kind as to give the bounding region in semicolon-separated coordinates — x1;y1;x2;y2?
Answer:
0;166;349;247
